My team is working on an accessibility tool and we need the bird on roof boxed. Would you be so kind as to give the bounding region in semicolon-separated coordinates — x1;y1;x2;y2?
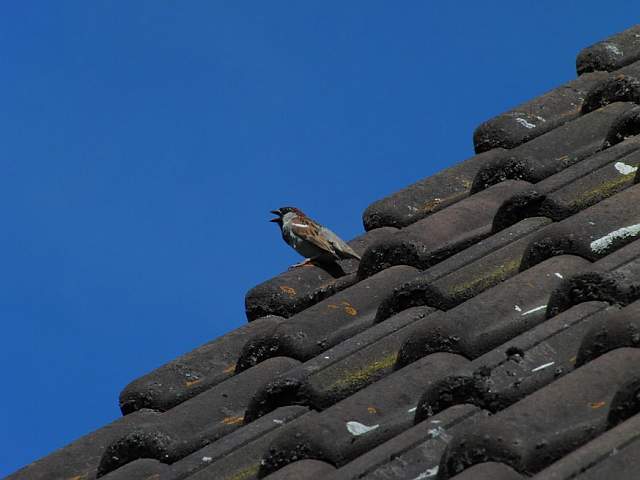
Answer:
270;207;361;267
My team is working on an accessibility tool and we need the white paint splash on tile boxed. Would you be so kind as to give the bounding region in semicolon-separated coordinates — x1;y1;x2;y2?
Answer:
604;42;623;56
431;420;441;424
514;305;522;312
521;305;547;316
554;272;564;279
273;419;284;424
346;421;379;436
407;406;417;413
614;162;638;175
202;456;213;462
412;466;439;479
531;361;555;372
516;117;536;129
324;356;330;359
590;224;640;254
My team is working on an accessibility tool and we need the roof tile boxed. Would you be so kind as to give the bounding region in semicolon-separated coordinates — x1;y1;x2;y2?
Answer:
471;102;636;192
546;238;640;316
450;462;525;480
119;314;285;414
533;412;640;480
329;405;482;480
97;356;299;476
577;25;640;74
258;352;469;476
396;254;590;366
414;302;609;420
245;226;397;321
164;405;307;479
439;348;640;477
362;148;505;230
358;180;534;278
236;265;419;371
473;71;609;153
245;306;434;421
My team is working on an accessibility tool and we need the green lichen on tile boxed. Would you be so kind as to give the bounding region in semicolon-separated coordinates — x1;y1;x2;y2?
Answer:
447;258;521;298
327;352;399;393
571;172;636;211
225;463;260;480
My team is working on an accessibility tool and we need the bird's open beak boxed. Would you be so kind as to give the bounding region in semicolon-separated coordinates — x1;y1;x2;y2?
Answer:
269;210;281;222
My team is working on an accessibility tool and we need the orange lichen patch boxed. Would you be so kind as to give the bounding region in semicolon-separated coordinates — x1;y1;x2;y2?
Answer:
328;301;357;315
279;285;297;297
367;406;378;414
589;401;606;409
342;301;358;316
222;415;245;425
421;197;442;213
185;378;203;387
223;363;237;374
461;178;473;189
568;356;577;365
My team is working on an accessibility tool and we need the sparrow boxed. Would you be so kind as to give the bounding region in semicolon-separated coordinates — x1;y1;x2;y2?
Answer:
270;207;361;267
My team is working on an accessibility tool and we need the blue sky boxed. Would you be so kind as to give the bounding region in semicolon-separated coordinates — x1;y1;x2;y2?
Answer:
0;2;634;476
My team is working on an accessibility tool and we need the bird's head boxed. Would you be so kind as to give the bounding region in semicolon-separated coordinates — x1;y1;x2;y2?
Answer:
270;206;303;226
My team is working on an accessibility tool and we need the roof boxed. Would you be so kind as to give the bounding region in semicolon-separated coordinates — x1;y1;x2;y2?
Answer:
8;24;640;480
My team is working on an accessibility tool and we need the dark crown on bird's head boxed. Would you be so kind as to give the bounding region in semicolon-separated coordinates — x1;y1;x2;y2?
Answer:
270;206;304;224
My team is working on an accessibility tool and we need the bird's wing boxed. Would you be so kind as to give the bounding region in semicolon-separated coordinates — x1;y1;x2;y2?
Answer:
290;221;337;256
319;227;361;260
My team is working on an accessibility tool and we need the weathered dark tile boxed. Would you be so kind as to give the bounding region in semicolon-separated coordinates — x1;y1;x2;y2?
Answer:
539;148;640;220
439;348;640;478
575;300;640;367
492;137;640;231
577;25;640;74
362;149;506;230
414;302;609;420
119;315;285;415
237;266;419;372
471;102;636;193
378;221;553;313
258;353;469;477
163;406;308;480
533;413;640;480
358;180;535;278
97;357;300;476
99;459;169;479
180;411;320;480
328;405;483;480
520;183;640;270
581;72;640;114
546;238;640;316
263;459;336;479
602;105;640;148
396;255;590;367
245;306;435;422
450;462;526;480
376;217;552;321
245;227;397;321
5;409;161;480
473;71;609;153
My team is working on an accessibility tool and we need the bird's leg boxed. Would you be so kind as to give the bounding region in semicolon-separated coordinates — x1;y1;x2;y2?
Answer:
289;258;314;269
